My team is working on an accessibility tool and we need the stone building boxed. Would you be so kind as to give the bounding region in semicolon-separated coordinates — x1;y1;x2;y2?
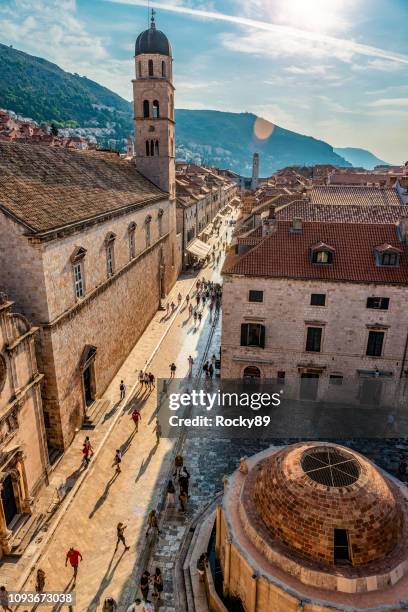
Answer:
221;217;408;401
213;442;408;611
0;293;48;556
0;16;181;454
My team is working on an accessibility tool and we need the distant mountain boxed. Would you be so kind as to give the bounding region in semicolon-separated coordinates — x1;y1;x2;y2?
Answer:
334;147;389;170
0;42;379;175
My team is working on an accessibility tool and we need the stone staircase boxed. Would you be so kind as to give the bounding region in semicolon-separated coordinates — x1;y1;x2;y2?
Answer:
81;399;111;429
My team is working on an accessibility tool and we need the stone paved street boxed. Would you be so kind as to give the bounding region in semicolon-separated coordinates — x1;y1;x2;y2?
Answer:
0;219;234;610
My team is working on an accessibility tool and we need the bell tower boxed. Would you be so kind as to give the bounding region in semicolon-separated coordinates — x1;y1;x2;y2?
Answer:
133;10;175;200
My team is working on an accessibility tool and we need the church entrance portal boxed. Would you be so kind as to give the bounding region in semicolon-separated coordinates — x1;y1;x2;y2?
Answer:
1;474;18;526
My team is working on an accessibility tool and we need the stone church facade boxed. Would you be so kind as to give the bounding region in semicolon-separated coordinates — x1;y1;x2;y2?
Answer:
0;293;48;556
0;14;182;453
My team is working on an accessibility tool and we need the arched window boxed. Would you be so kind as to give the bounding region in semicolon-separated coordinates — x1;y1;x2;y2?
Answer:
143;100;149;118
161;61;166;78
148;59;154;77
150;140;154;156
155;140;159;156
145;215;152;248
145;140;150;156
138;61;142;77
158;209;164;236
169;93;174;119
152;100;160;118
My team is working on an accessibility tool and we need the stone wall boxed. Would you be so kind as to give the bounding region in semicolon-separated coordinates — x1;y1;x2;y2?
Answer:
221;274;408;390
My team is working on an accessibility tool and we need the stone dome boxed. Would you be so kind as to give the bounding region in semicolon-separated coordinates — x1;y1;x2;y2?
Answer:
135;16;172;57
243;442;402;567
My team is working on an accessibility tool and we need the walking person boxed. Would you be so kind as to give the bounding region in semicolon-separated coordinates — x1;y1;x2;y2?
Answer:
144;372;150;390
171;301;176;312
179;466;191;497
148;372;155;388
82;442;91;468
179;489;188;512
203;361;209;378
173;454;184;480
35;568;46;593
152;568;163;600
188;355;194;377
169;362;176;379
138;370;145;389
119;380;126;401
0;587;12;612
193;311;197;326
102;597;117;611
195;294;200;307
131;407;141;432
140;570;151;602
65;547;82;585
146;510;161;537
198;311;202;325
211;354;217;369
166;480;176;506
114;449;122;473
115;522;130;551
208;363;214;379
186;294;190;306
154;418;162;445
177;292;182;306
188;303;193;317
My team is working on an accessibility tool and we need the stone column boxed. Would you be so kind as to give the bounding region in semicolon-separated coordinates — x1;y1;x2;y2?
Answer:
215;505;222;556
0;488;13;555
15;452;33;514
250;573;258;612
223;536;232;597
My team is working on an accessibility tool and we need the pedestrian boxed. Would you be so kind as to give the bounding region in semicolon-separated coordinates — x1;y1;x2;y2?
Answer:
179;466;191;496
114;449;122;473
166;302;170;316
148;372;155;388
198;311;202;324
65;547;82;585
119;380;126;401
169;362;176;378
138;370;145;389
173;454;184;479
203;361;208;377
103;597;117;611
188;355;194;377
179;489;188;512
186;294;190;305
196;280;200;292
188;303;193;317
154;418;162;444
177;292;182;305
196;553;207;582
0;587;12;612
126;598;143;612
82;442;91;467
171;301;176;312
140;570;151;602
208;363;214;379
115;522;130;551
132;407;141;432
211;354;217;368
35;568;46;593
152;567;163;600
193;311;197;326
146;510;161;537
166;480;176;506
195;294;200;307
201;294;206;306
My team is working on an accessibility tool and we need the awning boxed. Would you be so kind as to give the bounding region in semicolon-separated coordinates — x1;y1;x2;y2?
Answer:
186;238;211;259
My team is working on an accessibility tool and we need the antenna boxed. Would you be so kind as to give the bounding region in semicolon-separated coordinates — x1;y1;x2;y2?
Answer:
147;0;150;28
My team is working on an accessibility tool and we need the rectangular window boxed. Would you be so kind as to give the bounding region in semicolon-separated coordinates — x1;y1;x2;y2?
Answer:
381;252;398;266
334;529;350;564
310;293;326;306
366;330;384;357
240;323;265;348
106;245;114;276
73;261;84;298
329;374;343;385
248;290;264;303
366;297;389;310
312;250;333;264
306;327;322;352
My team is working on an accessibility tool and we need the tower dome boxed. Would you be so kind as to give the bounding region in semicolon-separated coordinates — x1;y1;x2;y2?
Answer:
135;11;172;57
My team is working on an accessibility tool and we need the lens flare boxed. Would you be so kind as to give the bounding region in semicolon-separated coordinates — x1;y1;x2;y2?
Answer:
253;117;274;141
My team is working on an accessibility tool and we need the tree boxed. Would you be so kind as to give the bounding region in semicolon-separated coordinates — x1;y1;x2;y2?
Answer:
50;123;59;136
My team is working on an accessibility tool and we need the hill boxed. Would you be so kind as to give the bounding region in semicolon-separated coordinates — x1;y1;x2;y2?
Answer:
334;147;389;170
0;42;355;174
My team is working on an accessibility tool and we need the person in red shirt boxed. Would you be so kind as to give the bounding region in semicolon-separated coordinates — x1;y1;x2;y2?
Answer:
65;547;83;584
131;408;141;433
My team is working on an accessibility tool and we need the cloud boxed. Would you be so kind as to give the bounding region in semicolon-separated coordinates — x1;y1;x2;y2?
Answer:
316;95;355;114
352;58;402;72
105;0;408;66
368;98;408;107
0;0;133;99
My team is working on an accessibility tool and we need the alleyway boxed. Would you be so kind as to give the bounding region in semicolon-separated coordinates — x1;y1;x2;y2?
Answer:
0;218;234;610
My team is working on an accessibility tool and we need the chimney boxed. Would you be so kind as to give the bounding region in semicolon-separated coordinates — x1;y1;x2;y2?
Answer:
261;211;277;237
290;217;303;233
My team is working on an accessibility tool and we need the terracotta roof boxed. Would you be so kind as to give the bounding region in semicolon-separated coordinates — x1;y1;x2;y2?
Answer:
223;221;408;284
310;186;401;206
0;142;164;233
275;201;408;223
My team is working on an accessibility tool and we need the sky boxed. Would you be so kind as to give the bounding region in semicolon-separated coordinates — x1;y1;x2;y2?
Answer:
0;0;407;163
